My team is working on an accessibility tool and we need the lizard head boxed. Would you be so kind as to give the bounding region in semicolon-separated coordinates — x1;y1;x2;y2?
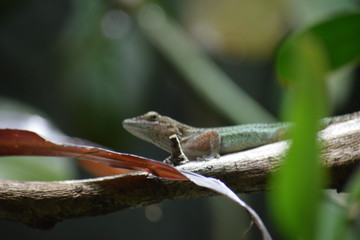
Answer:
122;111;190;153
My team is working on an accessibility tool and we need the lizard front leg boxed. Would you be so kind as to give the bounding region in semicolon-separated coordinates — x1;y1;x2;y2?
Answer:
181;130;221;160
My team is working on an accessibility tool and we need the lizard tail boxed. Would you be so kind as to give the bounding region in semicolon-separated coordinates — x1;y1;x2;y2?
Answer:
322;111;360;126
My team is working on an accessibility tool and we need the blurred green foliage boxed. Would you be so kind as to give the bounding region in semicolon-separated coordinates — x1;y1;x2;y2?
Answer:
271;29;329;240
271;11;360;240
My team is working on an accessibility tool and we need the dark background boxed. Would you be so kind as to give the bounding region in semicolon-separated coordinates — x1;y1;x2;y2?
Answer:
0;1;359;239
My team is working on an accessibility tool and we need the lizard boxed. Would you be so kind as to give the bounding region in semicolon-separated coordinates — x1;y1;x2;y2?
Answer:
122;111;360;162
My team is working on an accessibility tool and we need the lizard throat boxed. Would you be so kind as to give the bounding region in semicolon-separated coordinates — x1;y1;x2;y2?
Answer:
122;120;173;153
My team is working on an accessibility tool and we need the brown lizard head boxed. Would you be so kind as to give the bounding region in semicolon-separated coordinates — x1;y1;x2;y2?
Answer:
122;111;191;153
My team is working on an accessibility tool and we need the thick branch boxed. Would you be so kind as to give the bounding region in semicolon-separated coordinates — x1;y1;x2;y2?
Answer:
0;119;359;229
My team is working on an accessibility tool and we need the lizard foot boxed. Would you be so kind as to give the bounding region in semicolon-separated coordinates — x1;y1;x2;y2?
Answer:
163;156;189;166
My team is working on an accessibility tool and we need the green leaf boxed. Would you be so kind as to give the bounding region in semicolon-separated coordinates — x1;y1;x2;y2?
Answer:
315;169;360;240
272;11;360;238
270;33;328;239
315;198;348;240
340;167;360;239
277;11;360;85
310;12;360;69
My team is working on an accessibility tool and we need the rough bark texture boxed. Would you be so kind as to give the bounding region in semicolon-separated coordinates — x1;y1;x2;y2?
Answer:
0;119;359;229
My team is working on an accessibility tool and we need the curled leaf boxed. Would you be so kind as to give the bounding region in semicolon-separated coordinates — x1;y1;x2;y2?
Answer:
0;129;187;180
181;170;272;240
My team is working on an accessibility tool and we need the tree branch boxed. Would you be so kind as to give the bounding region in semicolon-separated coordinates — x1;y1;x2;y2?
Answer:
0;119;359;229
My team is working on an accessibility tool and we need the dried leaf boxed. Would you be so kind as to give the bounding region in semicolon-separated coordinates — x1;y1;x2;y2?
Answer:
181;170;272;240
0;129;187;180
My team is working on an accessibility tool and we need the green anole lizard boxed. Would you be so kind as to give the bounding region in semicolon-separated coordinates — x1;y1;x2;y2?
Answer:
123;111;360;162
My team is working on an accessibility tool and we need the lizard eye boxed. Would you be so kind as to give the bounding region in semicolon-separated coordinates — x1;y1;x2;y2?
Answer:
146;112;159;122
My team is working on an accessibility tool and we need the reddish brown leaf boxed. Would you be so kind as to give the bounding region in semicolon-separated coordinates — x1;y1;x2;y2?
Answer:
0;129;187;180
77;159;136;177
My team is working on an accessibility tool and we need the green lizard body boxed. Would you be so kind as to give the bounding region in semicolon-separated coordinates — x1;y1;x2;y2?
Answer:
123;111;360;160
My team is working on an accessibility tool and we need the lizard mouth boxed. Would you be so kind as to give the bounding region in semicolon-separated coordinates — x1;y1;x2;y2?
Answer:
122;118;157;142
123;118;145;133
122;117;173;153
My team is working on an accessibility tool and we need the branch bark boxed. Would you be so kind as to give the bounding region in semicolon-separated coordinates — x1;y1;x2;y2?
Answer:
0;119;359;229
